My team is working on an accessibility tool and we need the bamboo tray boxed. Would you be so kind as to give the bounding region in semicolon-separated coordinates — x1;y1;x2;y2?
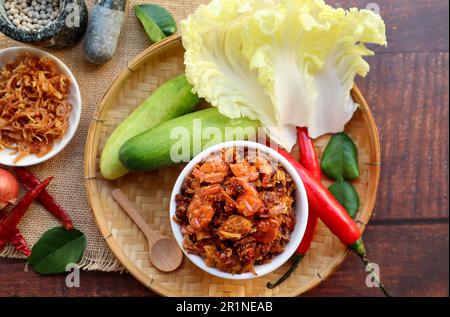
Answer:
84;35;380;297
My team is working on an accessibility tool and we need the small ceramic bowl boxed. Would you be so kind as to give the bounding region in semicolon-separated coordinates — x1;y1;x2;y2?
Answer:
0;46;81;167
0;0;88;49
170;141;309;280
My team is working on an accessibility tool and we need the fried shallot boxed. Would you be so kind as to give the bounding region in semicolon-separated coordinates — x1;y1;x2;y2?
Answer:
174;148;296;275
0;56;72;163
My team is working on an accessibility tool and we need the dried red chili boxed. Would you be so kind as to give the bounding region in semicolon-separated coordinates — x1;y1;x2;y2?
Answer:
0;177;52;248
0;210;31;256
9;228;31;256
15;168;73;230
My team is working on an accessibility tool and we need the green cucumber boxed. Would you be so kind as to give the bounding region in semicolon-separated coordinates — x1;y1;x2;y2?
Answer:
100;74;200;180
119;108;261;172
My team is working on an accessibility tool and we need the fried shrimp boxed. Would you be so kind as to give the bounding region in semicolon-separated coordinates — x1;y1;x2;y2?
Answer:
175;148;296;275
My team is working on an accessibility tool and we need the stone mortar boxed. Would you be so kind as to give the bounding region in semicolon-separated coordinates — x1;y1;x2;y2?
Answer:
0;0;88;49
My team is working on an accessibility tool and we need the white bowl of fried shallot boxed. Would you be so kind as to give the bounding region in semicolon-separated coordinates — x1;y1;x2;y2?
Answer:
170;141;309;280
0;46;81;166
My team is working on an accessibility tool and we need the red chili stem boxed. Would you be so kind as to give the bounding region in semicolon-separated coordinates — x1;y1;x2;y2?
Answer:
0;177;52;243
349;239;391;296
267;253;304;289
15;168;73;230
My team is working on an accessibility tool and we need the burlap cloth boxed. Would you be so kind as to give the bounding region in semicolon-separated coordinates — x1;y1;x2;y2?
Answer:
0;0;208;272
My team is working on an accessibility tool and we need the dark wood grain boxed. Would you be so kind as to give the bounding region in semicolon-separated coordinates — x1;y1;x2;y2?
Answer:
305;223;449;297
327;0;449;53
0;259;152;297
356;52;449;220
0;0;448;297
1;223;447;297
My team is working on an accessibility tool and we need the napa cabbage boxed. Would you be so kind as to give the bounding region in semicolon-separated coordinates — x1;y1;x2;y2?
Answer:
181;0;387;150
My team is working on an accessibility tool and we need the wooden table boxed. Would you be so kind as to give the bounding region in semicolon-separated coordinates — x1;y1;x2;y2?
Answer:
0;0;448;297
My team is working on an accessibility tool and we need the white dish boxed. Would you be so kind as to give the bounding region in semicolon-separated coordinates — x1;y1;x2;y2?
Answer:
170;141;309;280
0;46;81;167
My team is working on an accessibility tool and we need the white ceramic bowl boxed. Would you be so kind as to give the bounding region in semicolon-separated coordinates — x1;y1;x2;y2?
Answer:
0;46;81;167
170;141;309;280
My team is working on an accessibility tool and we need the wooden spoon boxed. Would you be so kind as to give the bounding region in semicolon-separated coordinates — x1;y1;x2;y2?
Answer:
111;189;183;272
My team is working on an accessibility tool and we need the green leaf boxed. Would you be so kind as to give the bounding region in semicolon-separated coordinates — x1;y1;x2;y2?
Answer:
134;5;166;43
134;4;177;42
321;133;359;181
329;180;360;218
138;4;177;36
28;227;86;275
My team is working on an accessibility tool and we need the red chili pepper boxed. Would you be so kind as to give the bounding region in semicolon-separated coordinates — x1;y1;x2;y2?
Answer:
297;127;322;181
267;128;321;288
280;149;361;243
0;210;31;256
277;149;390;296
295;128;321;253
0;177;52;245
15;168;73;231
10;229;31;256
